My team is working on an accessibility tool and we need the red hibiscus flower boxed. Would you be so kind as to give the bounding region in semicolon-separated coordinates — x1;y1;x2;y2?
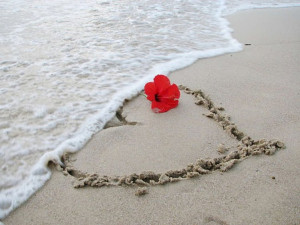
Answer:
144;74;180;113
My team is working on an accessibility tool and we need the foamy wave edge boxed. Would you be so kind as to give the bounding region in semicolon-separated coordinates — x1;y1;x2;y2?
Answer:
224;2;300;15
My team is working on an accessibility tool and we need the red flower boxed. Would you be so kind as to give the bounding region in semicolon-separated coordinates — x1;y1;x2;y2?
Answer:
144;74;180;113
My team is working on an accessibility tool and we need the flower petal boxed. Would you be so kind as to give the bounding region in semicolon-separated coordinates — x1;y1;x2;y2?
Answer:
144;82;156;101
151;100;174;113
159;84;180;100
159;98;179;110
153;75;171;94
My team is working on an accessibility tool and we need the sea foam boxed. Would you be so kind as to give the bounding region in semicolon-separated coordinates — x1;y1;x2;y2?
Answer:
0;0;299;219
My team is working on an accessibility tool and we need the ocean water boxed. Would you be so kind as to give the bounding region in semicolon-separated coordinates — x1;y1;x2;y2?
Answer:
0;0;299;219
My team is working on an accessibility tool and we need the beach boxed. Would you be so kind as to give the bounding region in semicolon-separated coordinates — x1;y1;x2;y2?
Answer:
3;7;300;225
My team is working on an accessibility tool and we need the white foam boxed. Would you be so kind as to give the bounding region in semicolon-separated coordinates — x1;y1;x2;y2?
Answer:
0;0;299;219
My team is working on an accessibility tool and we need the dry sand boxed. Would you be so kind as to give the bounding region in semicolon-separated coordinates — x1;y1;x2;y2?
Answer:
3;7;300;225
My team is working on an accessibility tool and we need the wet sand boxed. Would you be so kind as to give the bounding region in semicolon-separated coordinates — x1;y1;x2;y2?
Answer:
3;7;300;225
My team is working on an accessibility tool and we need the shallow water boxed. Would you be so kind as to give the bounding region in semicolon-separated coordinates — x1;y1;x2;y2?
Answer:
0;0;299;219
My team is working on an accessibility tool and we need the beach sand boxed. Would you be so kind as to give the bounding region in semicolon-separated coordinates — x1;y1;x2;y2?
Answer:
3;7;300;225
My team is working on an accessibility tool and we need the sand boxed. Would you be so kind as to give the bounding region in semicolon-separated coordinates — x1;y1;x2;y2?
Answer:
3;7;300;225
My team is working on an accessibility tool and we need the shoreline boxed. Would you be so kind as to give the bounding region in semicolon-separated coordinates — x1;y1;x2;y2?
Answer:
3;7;300;225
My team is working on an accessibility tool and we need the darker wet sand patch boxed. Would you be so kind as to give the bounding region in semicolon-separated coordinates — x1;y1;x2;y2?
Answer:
54;85;285;195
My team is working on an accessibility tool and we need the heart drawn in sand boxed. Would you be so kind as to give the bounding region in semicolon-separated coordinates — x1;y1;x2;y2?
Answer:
58;85;285;196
